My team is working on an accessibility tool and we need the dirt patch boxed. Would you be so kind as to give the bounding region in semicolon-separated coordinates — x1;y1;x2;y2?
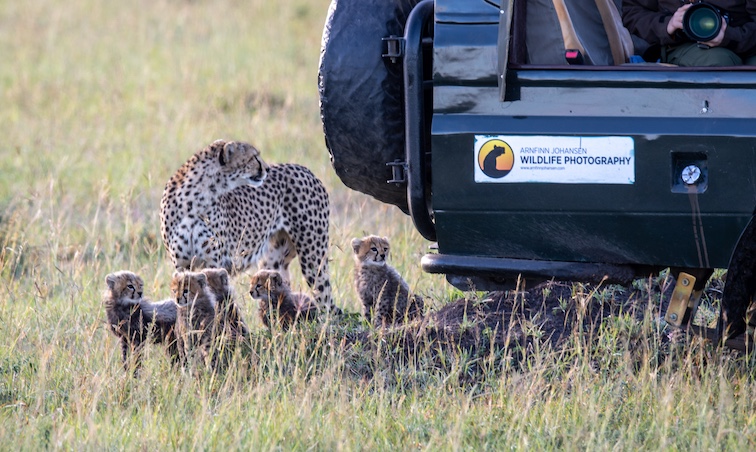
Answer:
426;279;667;351
341;274;727;382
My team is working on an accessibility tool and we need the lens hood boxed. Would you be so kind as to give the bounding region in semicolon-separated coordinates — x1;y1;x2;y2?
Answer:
683;2;723;42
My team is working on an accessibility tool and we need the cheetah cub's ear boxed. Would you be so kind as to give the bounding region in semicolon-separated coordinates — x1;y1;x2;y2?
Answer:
351;238;363;254
219;268;229;286
266;271;283;290
195;272;207;288
105;273;118;291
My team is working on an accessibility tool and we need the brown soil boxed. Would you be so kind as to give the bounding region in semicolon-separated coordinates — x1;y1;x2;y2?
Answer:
425;278;669;353
342;274;728;381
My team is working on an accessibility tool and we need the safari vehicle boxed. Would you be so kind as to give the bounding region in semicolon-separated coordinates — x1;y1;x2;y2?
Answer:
318;0;756;349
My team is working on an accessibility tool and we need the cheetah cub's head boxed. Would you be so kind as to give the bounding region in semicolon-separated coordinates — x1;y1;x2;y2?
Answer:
202;267;232;302
105;271;144;304
209;139;270;190
170;271;209;307
351;235;390;266
249;269;287;302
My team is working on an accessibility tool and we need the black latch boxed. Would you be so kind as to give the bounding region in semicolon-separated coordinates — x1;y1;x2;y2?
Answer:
386;159;407;185
565;49;585;65
382;35;405;63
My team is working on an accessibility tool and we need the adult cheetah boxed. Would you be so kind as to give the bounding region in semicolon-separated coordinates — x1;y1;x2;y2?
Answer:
160;139;335;311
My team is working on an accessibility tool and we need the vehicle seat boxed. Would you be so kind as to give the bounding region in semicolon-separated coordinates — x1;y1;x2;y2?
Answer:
525;0;634;65
594;0;634;64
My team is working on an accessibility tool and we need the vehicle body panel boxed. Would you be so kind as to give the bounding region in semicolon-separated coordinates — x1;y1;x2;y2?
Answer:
426;0;756;284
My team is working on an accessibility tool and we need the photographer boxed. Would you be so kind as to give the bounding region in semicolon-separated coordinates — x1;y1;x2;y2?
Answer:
623;0;756;66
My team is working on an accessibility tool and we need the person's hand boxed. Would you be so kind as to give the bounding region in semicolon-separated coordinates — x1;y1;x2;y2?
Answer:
700;18;727;47
667;3;693;36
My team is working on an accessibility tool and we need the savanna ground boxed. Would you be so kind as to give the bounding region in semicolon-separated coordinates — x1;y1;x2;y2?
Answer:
1;0;755;449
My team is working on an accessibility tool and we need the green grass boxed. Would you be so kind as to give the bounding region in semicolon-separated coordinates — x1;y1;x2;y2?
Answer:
1;0;756;449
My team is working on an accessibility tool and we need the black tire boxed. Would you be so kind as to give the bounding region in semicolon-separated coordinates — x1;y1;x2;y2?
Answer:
318;0;421;213
721;217;756;341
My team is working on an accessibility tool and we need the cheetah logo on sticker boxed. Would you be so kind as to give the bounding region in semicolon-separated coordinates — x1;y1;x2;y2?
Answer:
478;139;514;179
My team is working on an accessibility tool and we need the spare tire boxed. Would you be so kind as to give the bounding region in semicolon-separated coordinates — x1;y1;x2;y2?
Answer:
319;0;421;214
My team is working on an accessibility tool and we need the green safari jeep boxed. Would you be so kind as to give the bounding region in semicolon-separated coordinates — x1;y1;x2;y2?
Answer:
318;0;756;349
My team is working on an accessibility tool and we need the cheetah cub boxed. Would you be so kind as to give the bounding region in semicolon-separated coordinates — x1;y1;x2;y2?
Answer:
249;269;318;331
103;271;179;372
351;235;424;326
202;267;249;343
170;271;217;370
201;268;249;367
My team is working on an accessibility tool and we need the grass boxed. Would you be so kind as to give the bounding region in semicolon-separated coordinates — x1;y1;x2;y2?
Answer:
1;0;756;449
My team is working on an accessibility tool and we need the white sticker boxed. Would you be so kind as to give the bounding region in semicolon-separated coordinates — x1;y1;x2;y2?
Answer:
474;135;635;184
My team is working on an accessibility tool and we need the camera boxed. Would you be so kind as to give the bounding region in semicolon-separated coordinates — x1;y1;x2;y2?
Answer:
682;2;728;42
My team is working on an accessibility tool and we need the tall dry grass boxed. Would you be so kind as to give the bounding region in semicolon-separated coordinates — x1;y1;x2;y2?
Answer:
1;0;755;449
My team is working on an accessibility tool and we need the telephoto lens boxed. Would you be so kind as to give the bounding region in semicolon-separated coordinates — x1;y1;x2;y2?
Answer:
682;2;723;41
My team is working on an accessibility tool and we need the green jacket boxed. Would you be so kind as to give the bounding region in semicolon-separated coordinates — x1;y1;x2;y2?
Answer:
622;0;756;56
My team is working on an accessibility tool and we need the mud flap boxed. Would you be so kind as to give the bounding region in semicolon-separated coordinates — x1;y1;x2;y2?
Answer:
719;215;756;350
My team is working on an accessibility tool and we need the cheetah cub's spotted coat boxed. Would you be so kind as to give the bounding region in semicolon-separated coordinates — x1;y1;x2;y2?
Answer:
170;271;217;370
159;139;335;312
103;271;179;371
249;269;318;331
352;235;424;326
202;267;249;344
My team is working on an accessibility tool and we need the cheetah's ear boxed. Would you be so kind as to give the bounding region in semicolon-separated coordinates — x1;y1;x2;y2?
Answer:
382;236;389;243
271;272;283;287
105;273;116;290
195;273;207;287
217;268;229;286
219;142;237;166
351;238;362;254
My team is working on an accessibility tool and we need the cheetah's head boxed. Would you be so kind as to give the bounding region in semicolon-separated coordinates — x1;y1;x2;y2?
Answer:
202;267;231;302
207;139;269;191
170;271;209;307
351;235;390;266
249;269;285;302
105;271;144;304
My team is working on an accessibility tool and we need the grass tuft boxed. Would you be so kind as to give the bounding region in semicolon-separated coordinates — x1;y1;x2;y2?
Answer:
2;0;756;449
